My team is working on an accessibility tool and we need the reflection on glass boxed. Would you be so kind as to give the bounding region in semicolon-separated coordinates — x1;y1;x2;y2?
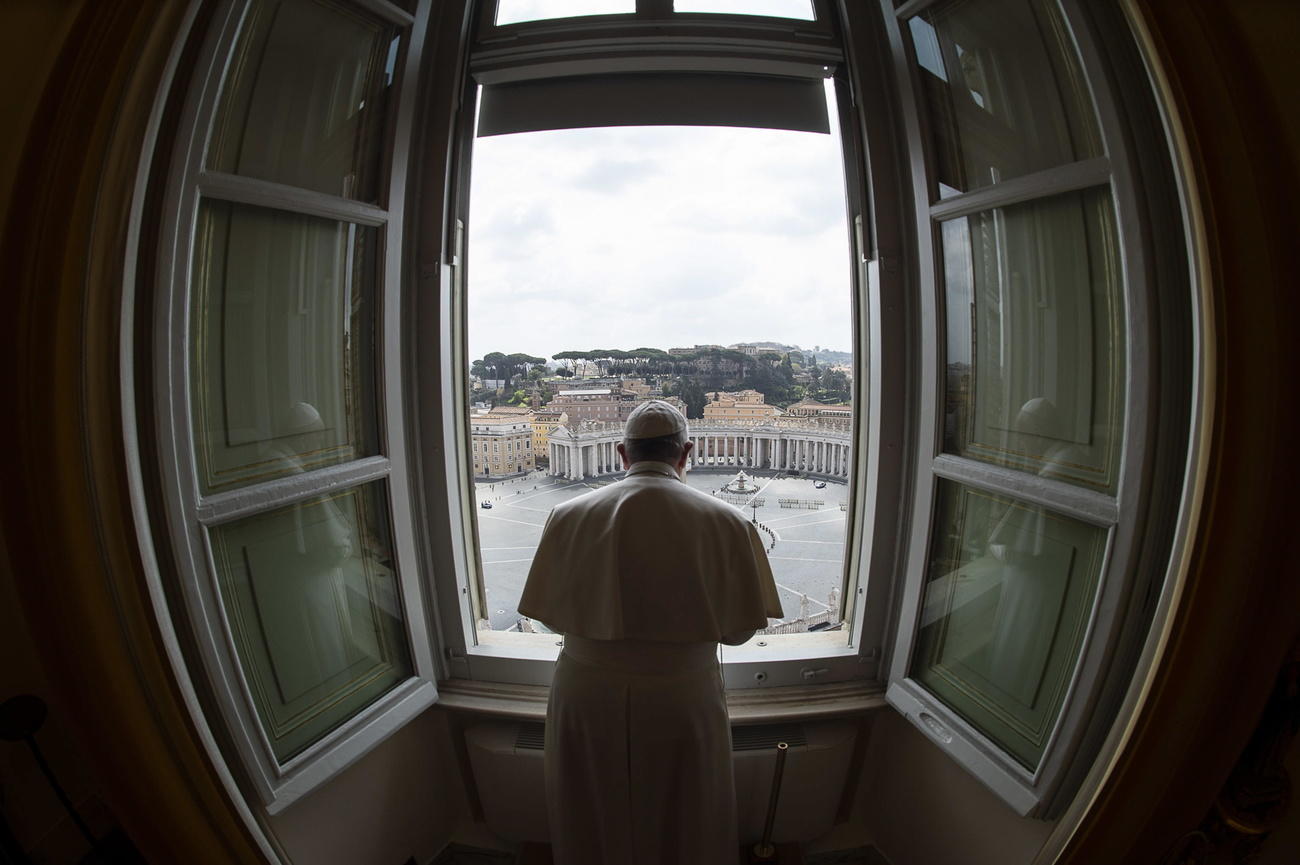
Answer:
942;188;1123;492
912;481;1106;768
208;0;399;201
210;482;411;762
191;200;378;493
495;0;635;26
909;0;1101;197
675;0;815;20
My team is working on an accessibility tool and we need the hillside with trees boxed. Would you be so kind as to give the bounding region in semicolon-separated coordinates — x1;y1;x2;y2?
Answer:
469;344;852;414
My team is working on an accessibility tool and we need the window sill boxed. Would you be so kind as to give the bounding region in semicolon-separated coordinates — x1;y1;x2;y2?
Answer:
435;677;886;723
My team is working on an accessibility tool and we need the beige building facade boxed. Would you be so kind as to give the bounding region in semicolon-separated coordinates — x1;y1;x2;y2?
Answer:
703;390;781;422
470;414;535;478
530;410;567;461
547;388;636;424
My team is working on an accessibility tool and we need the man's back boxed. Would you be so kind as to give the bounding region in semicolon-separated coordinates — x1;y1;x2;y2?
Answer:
518;401;782;865
519;461;780;642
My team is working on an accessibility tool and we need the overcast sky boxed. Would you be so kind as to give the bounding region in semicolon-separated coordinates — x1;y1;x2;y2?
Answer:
466;84;854;364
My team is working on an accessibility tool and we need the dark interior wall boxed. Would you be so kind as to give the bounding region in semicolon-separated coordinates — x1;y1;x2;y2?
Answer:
0;4;112;861
1056;1;1300;860
0;532;112;862
267;709;470;865
0;1;277;860
853;710;1056;865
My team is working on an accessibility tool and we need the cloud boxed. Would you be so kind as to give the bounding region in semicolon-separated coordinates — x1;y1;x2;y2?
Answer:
466;122;854;361
572;157;659;193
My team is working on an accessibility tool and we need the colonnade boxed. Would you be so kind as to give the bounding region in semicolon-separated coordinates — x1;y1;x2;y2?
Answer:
548;437;623;481
547;423;852;482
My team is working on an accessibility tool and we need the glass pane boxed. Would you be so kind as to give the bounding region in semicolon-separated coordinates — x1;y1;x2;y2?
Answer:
210;482;411;762
942;188;1124;493
675;0;815;20
495;0;635;26
209;0;401;201
911;481;1107;769
908;0;1102;198
191;200;379;493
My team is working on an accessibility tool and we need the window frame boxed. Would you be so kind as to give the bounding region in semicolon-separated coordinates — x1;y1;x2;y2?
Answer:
135;0;1200;823
878;0;1194;817
151;0;440;812
419;0;902;688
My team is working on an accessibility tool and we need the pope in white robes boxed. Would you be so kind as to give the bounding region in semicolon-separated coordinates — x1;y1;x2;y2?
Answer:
519;400;783;865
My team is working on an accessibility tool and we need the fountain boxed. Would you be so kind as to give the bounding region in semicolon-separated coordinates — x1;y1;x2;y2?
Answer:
723;470;754;494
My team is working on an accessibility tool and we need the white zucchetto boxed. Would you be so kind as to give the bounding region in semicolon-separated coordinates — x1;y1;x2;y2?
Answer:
623;399;687;440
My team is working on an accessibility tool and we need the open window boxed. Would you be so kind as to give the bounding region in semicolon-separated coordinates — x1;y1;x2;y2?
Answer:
151;0;438;810
424;0;894;690
143;0;1196;823
877;0;1193;816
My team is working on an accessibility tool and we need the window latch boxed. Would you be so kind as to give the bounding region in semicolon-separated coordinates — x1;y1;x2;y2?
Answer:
800;667;831;680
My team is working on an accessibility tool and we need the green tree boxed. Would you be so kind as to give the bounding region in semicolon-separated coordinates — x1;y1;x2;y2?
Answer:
679;380;707;418
482;351;507;385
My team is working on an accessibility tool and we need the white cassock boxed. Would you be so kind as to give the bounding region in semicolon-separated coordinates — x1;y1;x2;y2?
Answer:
518;460;784;865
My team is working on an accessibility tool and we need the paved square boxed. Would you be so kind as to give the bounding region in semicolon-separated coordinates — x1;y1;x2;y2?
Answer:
473;468;849;631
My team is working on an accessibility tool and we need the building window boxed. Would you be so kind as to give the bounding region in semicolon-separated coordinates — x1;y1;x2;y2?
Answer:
146;0;1195;820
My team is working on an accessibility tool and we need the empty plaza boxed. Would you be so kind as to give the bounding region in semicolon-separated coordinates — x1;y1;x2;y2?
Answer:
473;469;850;631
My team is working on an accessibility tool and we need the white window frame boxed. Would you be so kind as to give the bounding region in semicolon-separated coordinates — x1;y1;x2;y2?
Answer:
878;0;1196;817
150;0;441;813
422;0;905;689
